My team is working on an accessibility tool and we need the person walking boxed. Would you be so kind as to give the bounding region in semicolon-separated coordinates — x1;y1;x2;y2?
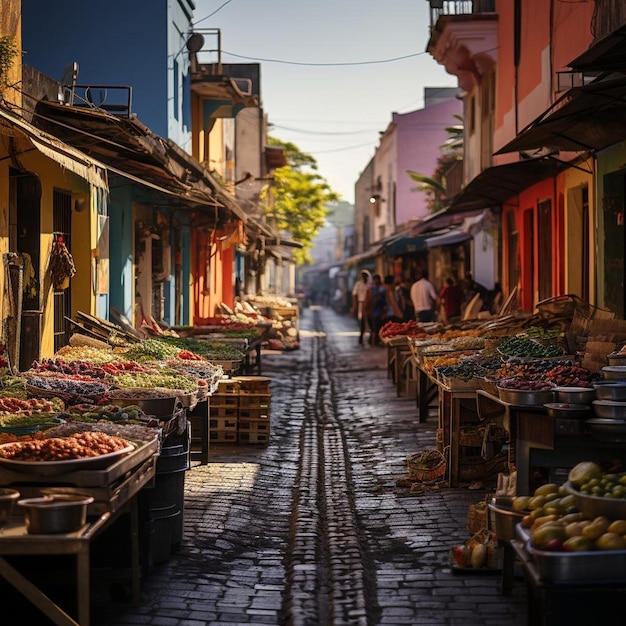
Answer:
351;270;371;345
410;269;439;323
365;273;386;345
439;277;464;323
382;275;404;328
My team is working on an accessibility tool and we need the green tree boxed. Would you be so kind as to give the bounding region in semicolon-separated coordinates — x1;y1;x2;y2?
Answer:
263;137;339;264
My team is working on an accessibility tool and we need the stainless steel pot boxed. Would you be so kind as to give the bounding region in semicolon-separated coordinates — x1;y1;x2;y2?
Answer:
592;399;626;419
18;494;94;534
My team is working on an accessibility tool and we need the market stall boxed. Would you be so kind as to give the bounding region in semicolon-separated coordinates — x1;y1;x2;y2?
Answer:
0;333;225;623
382;294;626;490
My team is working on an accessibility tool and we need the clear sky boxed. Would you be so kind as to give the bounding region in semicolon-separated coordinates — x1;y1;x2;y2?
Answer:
192;0;455;205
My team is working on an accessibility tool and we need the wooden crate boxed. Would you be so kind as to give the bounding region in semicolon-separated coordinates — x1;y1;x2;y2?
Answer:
210;393;239;408
238;407;269;420
210;430;238;444
209;416;238;432
238;393;270;409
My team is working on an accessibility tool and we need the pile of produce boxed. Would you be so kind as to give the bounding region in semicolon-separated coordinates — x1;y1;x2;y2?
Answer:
513;461;626;552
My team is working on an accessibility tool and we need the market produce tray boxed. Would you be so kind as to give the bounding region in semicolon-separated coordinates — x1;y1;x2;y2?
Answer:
0;440;158;516
514;524;626;583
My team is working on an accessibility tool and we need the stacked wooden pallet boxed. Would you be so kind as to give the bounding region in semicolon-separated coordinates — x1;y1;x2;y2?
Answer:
209;376;271;445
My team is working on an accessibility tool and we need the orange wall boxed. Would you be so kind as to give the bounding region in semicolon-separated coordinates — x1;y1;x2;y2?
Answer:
495;0;595;154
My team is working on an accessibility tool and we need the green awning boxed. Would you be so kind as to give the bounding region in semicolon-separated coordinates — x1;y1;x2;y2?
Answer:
382;235;427;256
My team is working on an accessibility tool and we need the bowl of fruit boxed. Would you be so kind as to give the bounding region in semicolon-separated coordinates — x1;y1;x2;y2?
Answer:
562;461;626;521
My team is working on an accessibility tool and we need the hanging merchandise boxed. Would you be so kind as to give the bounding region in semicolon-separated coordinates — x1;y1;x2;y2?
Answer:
48;235;77;290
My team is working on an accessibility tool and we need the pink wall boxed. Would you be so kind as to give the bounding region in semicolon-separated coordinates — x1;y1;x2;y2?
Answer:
393;97;463;225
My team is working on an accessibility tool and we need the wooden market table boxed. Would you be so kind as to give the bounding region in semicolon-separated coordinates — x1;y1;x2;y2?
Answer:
476;389;626;494
0;439;158;626
433;375;480;487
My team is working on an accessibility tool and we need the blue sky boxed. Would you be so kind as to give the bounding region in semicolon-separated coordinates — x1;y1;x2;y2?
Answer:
193;0;455;204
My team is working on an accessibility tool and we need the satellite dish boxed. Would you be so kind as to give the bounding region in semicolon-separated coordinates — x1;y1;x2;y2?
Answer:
186;33;205;53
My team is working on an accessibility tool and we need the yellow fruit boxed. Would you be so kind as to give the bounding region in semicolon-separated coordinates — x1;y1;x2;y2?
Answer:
595;532;626;551
531;514;559;531
565;521;588;538
568;462;603;488
512;496;531;512
528;495;547;510
581;516;610;540
534;483;560;497
531;522;567;549
563;535;595;552
608;519;626;535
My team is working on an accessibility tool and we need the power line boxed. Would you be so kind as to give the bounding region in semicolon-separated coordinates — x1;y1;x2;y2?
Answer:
221;49;427;66
193;0;235;26
271;124;376;136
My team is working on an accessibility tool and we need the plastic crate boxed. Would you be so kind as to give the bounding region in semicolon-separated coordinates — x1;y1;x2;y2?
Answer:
238;407;269;420
238;394;271;409
210;393;239;408
238;431;270;445
209;416;238;432
210;430;238;443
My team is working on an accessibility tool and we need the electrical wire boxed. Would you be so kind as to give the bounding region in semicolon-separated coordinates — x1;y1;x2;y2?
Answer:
220;49;428;66
193;0;235;25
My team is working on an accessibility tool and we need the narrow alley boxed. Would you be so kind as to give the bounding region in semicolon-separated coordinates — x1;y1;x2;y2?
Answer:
86;305;528;626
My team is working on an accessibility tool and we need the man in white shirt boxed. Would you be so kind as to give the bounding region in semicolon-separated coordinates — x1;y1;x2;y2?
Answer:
410;270;439;323
351;270;371;345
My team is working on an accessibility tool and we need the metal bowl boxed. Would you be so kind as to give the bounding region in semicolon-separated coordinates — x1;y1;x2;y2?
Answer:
18;494;94;534
562;480;626;520
543;402;591;419
488;498;525;543
586;418;626;443
497;386;554;407
0;488;20;526
601;365;626;380
552;386;596;405
592;399;626;419
607;353;626;367
593;381;626;401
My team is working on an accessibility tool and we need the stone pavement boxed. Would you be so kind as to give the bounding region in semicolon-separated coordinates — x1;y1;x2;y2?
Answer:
32;305;532;625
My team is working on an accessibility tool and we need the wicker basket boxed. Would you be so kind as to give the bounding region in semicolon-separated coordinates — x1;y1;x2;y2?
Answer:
459;425;485;448
466;501;489;534
407;449;447;482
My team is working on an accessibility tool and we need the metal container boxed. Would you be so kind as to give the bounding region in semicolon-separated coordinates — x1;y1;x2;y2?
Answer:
601;365;626;380
525;542;626;582
497;386;554;407
593;381;626;401
586;417;626;443
0;488;20;525
543;402;591;419
607;353;626;367
488;498;525;543
18;494;94;534
562;480;626;520
592;399;626;419
552;386;596;405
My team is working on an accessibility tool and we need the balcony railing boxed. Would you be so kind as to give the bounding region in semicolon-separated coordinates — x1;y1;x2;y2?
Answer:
426;0;496;31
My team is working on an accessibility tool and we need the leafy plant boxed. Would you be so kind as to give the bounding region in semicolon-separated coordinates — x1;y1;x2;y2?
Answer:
0;36;18;92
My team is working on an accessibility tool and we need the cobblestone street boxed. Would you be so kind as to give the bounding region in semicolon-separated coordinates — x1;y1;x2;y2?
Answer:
89;305;529;625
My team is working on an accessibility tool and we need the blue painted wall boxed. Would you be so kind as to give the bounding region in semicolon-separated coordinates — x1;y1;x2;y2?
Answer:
21;0;194;149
